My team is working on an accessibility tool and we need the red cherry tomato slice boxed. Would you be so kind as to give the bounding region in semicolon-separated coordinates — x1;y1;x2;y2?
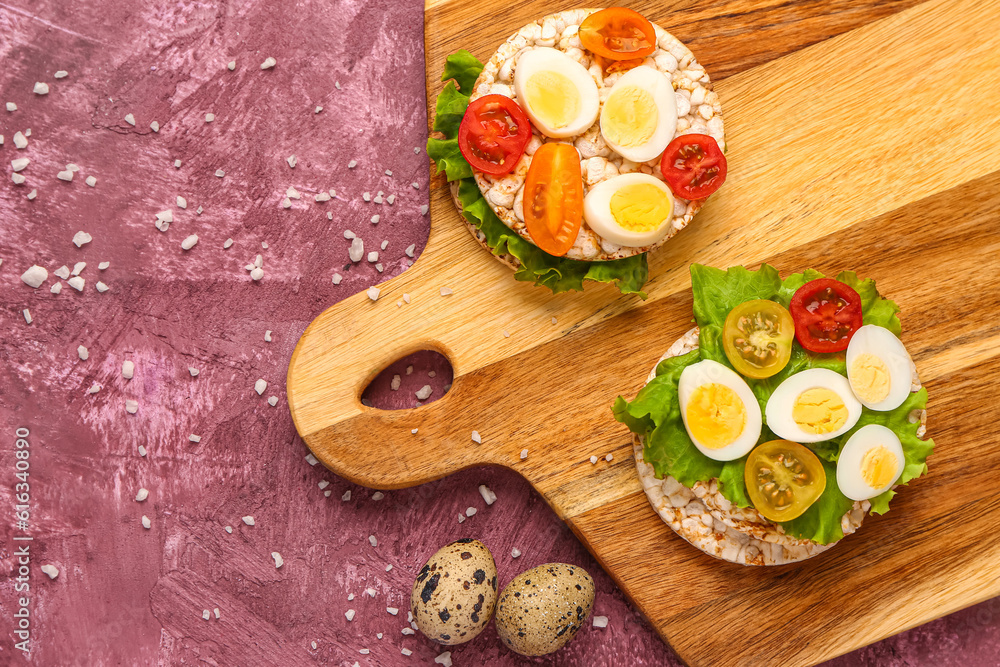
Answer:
789;278;863;353
579;8;657;61
522;142;584;257
458;95;532;176
660;134;728;200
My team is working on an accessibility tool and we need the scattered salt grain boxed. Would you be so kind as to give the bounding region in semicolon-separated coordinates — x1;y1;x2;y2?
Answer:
420;204;429;215
401;628;415;635
367;286;380;301
150;121;159;133
271;552;284;568
386;195;395;205
345;609;356;621
175;159;182;168
411;428;418;434
156;210;173;224
590;456;599;464
224;525;232;533
202;609;210;620
369;535;378;547
435;652;453;666
606;453;614;462
318;480;330;490
385;169;392;176
367;251;378;262
387;607;399;615
86;176;97;187
87;382;101;394
189;434;201;443
126;399;138;414
465;507;477;517
34;82;49;95
41;564;59;579
332;273;342;285
181;235;199;251
20;265;47;288
286;155;297;168
264;330;272;342
471;431;482;444
55;70;69;78
205;113;215;123
50;283;62;294
403;293;411;304
342;490;352;501
72;262;86;276
14;131;27;149
415;385;432;400
135;488;149;502
96;281;109;293
366;588;377;597
502;330;510;338
386;564;393;571
335;82;341;90
478;484;496;505
348;160;357;169
412;182;420;189
315;192;330;202
593;615;609;628
214;608;221;619
260;57;277;70
254;379;267;395
363;192;371;202
359;649;370;655
242;516;255;526
6;103;16;111
440;287;454;297
224;238;233;249
77;345;89;360
177;196;187;209
281;198;292;209
197;206;203;215
401;649;412;656
215;169;225;178
390;375;401;391
380;240;388;250
142;515;151;529
227;60;236;70
250;267;264;281
311;640;317;649
372;492;384;501
138;445;146;457
349;237;364;262
124;113;135;126
23;309;32;324
57;169;74;182
12;173;25;185
305;453;318;466
315;106;323;114
370;214;380;224
520;449;528;460
406;366;413;375
12;157;29;172
189;367;199;377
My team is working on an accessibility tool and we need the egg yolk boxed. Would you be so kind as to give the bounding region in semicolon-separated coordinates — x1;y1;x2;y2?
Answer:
602;85;658;148
686;384;746;449
860;445;898;490
525;71;581;130
792;388;848;434
610;184;671;232
850;353;891;403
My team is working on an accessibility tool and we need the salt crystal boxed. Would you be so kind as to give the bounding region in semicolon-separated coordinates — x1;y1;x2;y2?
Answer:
593;615;610;628
435;652;453;666
315;192;330;202
386;195;395;205
411;428;418;434
366;588;376;598
520;449;528;460
215;169;225;178
369;535;377;547
371;214;380;224
415;385;432;400
367;251;378;262
471;431;482;444
150;121;159;133
34;82;50;95
590;455;599;464
14;131;27;149
478;484;496;506
406;366;413;375
227;60;236;70
6;102;16;111
402;627;415;635
57;170;74;182
242;516;255;526
271;552;284;568
205;113;215;123
511;547;522;558
23;309;32;324
87;382;101;394
286;155;297;168
254;379;267;395
189;367;199;377
342;490;352;501
332;273;342;285
403;293;411;304
196;206;203;215
311;640;317;649
181;235;199;251
142;515;151;529
348;160;357;168
86;176;97;187
77;345;89;360
126;399;138;414
177;196;187;209
380;240;388;250
318;480;330;490
359;649;369;655
282;198;292;209
420;204;429;215
224;238;233;249
367;286;380;301
95;281;109;293
156;210;173;224
606;453;614;462
315;106;323;114
440;287;453;296
138;445;146;457
135;488;149;501
41;564;59;579
214;608;221;619
344;229;356;239
72;262;86;276
175;159;182;168
260;57;277;70
465;507;477;517
224;525;232;533
12;173;25;185
20;265;47;288
250;267;264;281
11;158;29;173
401;649;412;657
124;113;135;126
55;70;69;78
385;169;392;176
345;609;356;621
264;330;272;342
412;182;419;189
390;375;400;391
375;264;383;273
202;610;210;621
50;283;62;294
189;434;201;443
349;237;364;262
502;330;510;338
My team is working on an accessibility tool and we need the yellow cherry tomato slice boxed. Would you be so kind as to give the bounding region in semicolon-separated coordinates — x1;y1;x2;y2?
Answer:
522;142;584;257
745;440;826;523
722;299;795;379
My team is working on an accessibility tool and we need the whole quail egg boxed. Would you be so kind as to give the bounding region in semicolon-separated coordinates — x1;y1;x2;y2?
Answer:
410;539;498;645
495;563;594;656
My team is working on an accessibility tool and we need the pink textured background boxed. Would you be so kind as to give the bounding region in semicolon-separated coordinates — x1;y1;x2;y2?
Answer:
1;1;998;665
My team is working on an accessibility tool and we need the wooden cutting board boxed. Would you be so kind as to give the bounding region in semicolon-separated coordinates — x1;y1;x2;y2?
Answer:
287;0;1000;664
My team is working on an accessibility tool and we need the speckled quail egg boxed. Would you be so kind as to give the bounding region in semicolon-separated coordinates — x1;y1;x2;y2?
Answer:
410;539;498;645
495;562;594;656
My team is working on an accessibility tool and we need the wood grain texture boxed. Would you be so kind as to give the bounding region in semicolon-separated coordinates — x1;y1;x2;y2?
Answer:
287;0;1000;664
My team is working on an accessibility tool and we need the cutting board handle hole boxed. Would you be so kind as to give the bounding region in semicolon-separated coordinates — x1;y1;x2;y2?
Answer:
361;349;454;410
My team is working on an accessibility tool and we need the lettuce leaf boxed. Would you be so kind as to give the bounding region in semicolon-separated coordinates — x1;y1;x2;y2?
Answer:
613;263;934;544
427;51;649;297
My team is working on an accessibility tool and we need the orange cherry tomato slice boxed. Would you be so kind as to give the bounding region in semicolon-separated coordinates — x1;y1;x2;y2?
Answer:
522;142;584;257
579;8;657;61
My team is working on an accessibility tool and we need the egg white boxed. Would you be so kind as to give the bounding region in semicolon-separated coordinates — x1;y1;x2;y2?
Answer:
836;424;904;501
582;173;674;247
678;359;762;461
599;66;677;163
513;47;600;139
846;325;914;412
765;368;863;443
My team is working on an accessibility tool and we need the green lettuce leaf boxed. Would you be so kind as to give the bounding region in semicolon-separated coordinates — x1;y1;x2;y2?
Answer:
614;263;933;544
427;51;649;296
